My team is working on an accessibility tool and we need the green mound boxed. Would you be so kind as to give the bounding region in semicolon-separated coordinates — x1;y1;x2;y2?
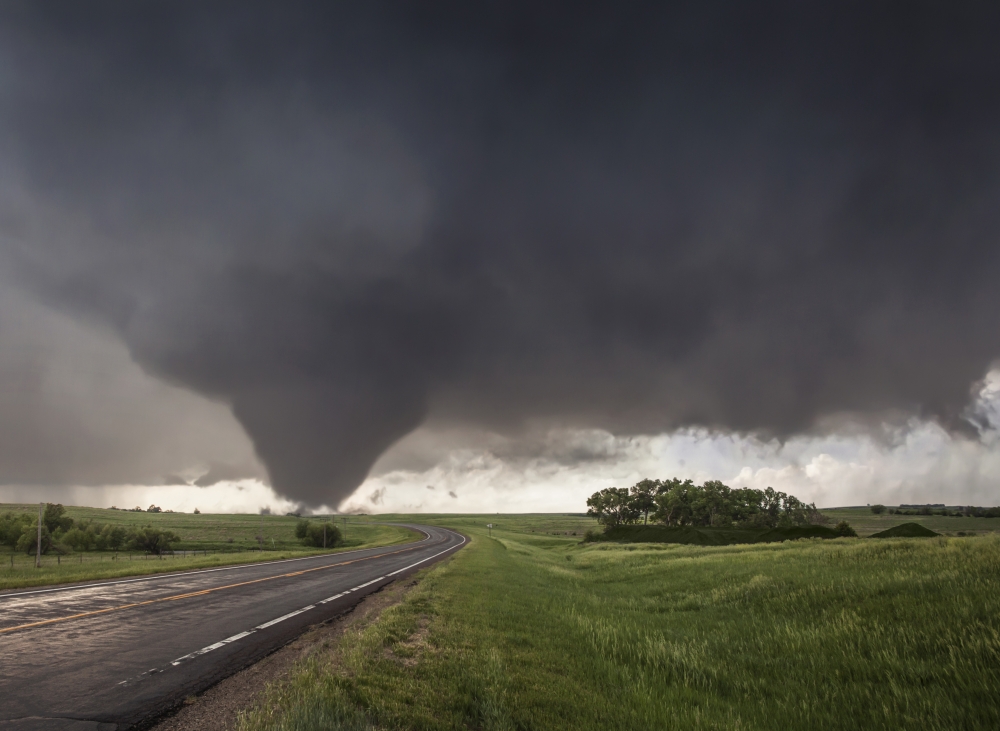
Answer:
590;524;839;546
869;522;940;538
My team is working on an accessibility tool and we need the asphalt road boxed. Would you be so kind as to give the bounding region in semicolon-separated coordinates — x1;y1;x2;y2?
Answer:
0;524;465;730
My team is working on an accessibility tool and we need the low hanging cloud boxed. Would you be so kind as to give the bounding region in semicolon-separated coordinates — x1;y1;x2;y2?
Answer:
343;372;1000;513
1;4;1000;509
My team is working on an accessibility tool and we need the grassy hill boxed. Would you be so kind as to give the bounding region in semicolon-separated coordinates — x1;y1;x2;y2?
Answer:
241;513;1000;731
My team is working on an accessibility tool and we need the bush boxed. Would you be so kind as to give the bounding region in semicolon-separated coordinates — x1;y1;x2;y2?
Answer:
16;523;53;554
870;504;885;515
128;526;180;555
301;522;342;548
834;521;858;538
0;512;33;549
295;519;310;539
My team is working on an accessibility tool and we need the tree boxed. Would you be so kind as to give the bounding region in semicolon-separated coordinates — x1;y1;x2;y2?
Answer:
834;521;858;537
870;504;885;515
629;479;660;524
43;503;74;535
300;522;342;548
128;526;180;554
17;522;52;555
295;519;310;539
652;479;695;526
586;487;640;527
0;512;33;549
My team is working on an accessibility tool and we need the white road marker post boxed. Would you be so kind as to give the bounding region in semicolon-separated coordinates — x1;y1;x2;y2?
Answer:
36;503;42;568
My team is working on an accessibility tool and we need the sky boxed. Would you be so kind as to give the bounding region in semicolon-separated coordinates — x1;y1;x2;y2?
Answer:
0;2;999;513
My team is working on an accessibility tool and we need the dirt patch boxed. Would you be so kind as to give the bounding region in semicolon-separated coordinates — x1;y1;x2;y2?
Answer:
150;579;418;731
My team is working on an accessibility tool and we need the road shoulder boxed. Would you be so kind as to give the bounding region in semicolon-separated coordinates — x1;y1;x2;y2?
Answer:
147;577;417;731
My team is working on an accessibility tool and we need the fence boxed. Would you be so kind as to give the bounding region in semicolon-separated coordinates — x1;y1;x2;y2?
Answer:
2;547;277;571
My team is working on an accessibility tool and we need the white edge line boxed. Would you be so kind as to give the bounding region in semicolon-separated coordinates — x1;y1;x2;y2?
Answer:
160;529;467;672
255;605;315;630
387;533;467;577
0;526;433;601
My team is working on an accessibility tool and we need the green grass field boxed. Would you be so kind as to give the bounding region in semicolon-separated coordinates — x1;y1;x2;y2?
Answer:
239;513;1000;731
820;506;1000;537
0;503;418;591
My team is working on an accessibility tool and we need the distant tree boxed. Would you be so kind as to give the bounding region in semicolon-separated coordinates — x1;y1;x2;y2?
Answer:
652;479;695;526
834;521;858;537
629;479;661;525
870;504;886;515
105;525;127;551
295;519;310;539
193;508;201;514
128;526;179;554
16;522;52;554
586;487;640;527
0;512;32;549
43;503;74;535
300;522;342;548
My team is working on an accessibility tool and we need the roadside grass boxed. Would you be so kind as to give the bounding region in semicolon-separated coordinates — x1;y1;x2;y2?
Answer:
0;503;418;590
240;516;1000;731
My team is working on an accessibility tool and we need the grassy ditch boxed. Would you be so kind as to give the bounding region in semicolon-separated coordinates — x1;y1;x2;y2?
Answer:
238;515;1000;731
0;504;418;591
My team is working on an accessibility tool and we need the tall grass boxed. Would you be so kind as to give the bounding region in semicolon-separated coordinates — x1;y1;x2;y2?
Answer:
239;518;1000;731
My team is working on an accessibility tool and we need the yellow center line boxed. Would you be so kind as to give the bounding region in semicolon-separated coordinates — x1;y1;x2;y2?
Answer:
0;540;438;636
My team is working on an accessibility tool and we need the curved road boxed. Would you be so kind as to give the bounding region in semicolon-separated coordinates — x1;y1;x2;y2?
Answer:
0;524;465;730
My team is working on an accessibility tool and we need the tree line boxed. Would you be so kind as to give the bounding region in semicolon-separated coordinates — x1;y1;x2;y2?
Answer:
0;504;180;555
870;504;1000;517
586;479;825;529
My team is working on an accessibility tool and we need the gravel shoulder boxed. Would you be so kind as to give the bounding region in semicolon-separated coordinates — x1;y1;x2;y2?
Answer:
148;577;417;731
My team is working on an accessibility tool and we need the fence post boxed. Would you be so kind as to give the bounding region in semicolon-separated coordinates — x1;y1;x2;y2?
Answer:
36;503;43;568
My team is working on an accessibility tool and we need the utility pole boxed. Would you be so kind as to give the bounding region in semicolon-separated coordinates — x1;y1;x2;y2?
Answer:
259;511;263;551
342;516;347;539
323;523;327;549
36;503;43;568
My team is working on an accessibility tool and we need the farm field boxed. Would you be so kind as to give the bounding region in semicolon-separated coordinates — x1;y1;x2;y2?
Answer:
240;513;1000;731
819;506;1000;536
0;503;418;591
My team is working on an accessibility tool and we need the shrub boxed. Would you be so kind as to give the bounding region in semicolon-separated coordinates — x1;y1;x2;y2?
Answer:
17;523;53;554
834;521;858;538
128;526;180;555
295;519;310;539
301;522;342;548
870;504;885;515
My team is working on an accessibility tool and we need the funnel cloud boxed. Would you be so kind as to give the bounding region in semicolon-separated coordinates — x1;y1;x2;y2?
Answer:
1;3;999;507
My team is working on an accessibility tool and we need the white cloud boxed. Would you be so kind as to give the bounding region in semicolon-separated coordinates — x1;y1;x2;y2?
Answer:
342;372;1000;513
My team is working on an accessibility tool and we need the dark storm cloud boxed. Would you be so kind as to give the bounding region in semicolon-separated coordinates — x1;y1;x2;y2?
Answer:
1;2;999;507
